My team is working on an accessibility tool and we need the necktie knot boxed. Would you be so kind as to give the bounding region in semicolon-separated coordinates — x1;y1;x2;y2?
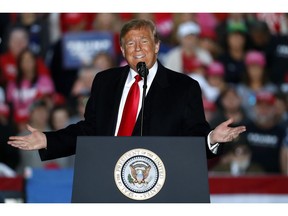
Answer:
135;74;142;82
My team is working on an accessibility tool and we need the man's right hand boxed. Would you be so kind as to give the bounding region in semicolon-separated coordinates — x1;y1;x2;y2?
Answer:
7;124;47;150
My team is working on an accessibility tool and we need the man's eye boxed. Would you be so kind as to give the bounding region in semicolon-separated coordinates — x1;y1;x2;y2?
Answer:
126;42;135;46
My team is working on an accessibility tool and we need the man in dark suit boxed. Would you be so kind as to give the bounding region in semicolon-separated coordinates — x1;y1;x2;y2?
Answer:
8;19;246;161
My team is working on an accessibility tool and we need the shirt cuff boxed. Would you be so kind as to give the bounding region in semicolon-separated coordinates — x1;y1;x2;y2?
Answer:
207;130;220;154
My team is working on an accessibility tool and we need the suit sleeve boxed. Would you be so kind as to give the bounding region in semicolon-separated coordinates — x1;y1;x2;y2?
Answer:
183;80;222;159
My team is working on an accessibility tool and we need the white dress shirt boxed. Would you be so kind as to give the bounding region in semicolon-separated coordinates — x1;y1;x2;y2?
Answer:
114;62;158;136
114;61;219;154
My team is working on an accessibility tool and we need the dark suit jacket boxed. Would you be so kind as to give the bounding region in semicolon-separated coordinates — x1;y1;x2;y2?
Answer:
39;61;219;160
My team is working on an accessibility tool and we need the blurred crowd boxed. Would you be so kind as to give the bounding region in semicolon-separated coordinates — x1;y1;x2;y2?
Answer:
0;13;288;177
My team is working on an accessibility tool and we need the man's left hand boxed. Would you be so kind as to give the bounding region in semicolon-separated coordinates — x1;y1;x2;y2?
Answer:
210;118;246;145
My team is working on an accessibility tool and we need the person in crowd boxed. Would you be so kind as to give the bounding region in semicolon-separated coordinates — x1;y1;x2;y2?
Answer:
17;100;72;173
16;100;51;173
168;13;196;45
91;51;116;71
202;98;217;124
217;21;248;84
210;135;264;176
209;86;249;174
5;48;55;133
198;27;222;60
236;50;278;121
247;20;271;53
189;60;226;108
204;61;227;103
9;13;50;58
68;93;88;125
46;13;89;98
163;20;213;75
92;13;122;33
195;13;218;40
0;26;28;86
60;13;93;33
245;91;287;174
92;13;123;64
187;59;213;100
210;85;249;133
0;26;50;87
49;105;71;131
70;59;105;115
215;13;249;49
265;25;288;85
71;66;100;97
7;19;246;163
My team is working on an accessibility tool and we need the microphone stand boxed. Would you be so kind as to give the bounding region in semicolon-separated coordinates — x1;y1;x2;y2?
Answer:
140;68;148;136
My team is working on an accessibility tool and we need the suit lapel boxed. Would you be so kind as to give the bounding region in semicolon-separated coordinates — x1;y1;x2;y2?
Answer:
108;65;130;135
133;61;170;135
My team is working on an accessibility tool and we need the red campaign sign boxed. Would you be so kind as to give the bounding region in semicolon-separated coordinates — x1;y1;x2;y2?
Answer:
209;175;288;194
0;176;24;191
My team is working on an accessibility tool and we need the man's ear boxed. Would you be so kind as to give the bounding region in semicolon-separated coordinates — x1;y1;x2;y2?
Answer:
120;46;125;58
155;41;160;54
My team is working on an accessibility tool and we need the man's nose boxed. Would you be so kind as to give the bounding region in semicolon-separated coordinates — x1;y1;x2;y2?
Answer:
135;41;141;51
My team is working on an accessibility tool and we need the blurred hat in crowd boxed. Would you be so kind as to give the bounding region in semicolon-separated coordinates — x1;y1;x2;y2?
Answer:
14;108;29;123
62;13;86;25
203;98;216;111
61;13;88;32
256;91;275;105
207;61;225;76
245;50;266;67
227;21;248;34
51;93;66;106
177;21;201;39
200;28;217;40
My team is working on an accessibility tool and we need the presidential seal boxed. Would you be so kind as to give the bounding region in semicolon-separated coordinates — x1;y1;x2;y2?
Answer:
114;148;166;200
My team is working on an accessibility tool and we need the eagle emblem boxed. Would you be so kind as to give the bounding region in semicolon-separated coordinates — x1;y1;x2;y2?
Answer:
114;148;166;200
128;161;152;185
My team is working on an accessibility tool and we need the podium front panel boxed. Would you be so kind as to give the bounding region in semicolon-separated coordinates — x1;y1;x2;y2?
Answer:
72;136;210;203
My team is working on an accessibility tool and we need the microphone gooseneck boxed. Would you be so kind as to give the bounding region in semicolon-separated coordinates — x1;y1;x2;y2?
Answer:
136;62;149;136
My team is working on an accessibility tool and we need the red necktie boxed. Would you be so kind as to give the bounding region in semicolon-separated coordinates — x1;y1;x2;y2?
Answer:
117;75;142;136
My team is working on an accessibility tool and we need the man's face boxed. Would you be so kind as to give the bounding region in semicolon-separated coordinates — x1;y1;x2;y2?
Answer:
120;27;160;71
9;30;28;57
255;102;276;126
180;34;199;51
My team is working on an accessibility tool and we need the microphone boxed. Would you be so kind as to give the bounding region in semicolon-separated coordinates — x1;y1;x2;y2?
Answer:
136;62;149;78
136;62;149;136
